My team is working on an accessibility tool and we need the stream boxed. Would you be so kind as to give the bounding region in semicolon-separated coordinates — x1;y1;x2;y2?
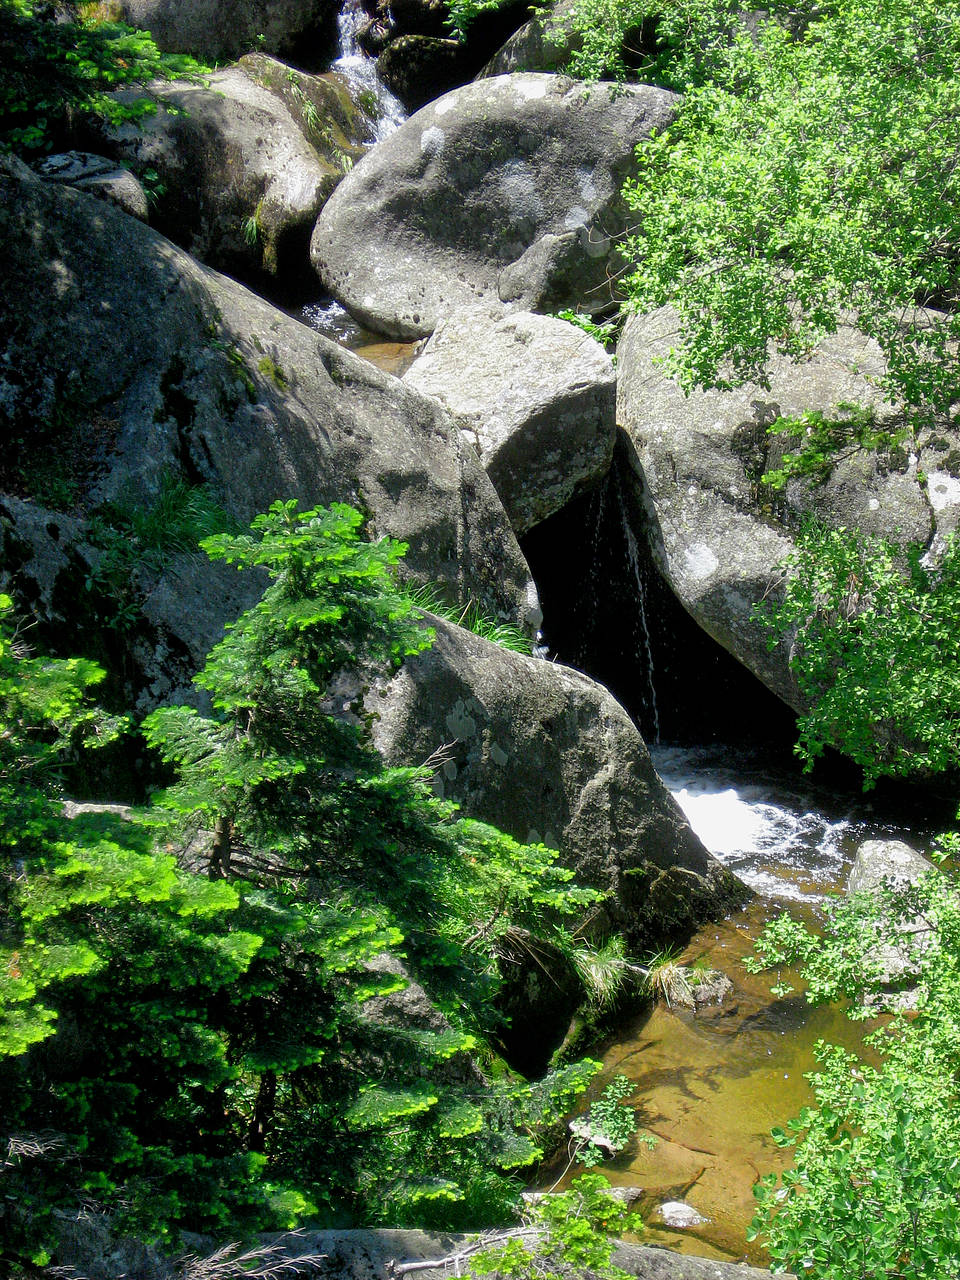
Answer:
560;744;945;1265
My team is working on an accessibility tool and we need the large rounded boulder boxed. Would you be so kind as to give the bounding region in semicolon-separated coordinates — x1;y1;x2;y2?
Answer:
402;305;616;534
310;73;678;338
0;155;539;701
365;616;742;940
102;55;373;285
617;305;958;709
117;0;338;64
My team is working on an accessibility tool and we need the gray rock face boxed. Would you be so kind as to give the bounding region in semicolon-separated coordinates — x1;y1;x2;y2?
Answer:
402;305;616;534
848;838;937;896
479;0;583;76
0;156;539;700
52;1224;788;1280
35;152;149;220
101;55;372;283
617;305;953;710
117;0;336;63
847;839;937;1004
366;616;742;938
311;73;678;338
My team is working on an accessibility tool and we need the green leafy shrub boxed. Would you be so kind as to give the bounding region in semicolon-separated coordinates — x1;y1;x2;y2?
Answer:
755;522;960;786
472;1173;644;1280
620;0;960;429
746;874;960;1277
0;0;207;155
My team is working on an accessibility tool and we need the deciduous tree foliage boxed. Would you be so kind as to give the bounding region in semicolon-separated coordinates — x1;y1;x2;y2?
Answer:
619;0;960;426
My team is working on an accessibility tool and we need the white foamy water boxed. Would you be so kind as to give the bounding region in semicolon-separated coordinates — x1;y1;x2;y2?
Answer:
651;746;872;902
332;0;406;142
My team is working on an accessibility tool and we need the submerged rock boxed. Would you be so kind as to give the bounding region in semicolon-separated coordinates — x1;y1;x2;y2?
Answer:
311;73;677;338
657;1200;710;1229
402;304;616;534
100;55;373;285
617;304;956;710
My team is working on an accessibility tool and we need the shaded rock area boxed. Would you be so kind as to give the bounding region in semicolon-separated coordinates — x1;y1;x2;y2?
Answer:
403;304;616;534
520;443;801;747
311;73;677;338
365;616;743;944
479;0;585;76
35;151;149;220
617;305;958;711
0;155;539;701
117;0;339;65
51;1223;790;1280
377;34;469;111
99;54;373;288
356;0;532;109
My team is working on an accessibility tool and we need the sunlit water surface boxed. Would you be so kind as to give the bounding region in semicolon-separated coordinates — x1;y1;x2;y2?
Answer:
553;744;940;1263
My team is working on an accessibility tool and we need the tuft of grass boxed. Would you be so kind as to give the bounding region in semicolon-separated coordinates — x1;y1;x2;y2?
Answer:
404;583;533;654
569;935;629;1009
641;945;694;1008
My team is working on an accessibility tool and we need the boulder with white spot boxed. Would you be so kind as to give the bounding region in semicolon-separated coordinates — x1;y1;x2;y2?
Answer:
310;73;678;338
617;305;959;711
402;304;616;534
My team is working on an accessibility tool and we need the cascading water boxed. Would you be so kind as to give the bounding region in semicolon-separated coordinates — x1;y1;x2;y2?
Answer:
331;0;406;142
555;746;941;1263
616;473;661;744
295;0;411;357
652;744;873;902
522;459;954;1261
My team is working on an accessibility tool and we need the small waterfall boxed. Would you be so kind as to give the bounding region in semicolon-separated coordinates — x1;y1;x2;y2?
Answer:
616;475;661;744
571;481;609;673
332;0;406;142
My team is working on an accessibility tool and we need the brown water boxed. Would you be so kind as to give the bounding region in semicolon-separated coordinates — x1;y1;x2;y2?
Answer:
298;298;420;376
552;745;938;1265
583;903;871;1264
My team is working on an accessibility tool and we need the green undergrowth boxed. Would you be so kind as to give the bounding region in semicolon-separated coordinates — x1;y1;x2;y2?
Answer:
0;501;636;1271
0;0;207;156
